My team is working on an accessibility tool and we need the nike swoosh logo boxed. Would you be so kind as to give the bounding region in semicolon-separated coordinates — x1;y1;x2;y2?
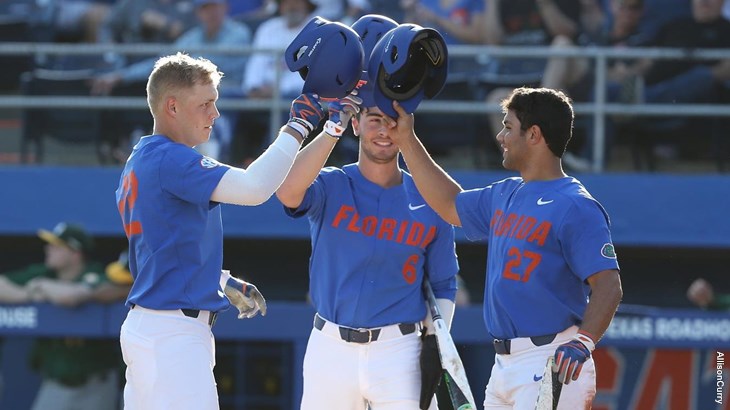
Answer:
537;197;554;205
534;374;543;382
409;203;426;211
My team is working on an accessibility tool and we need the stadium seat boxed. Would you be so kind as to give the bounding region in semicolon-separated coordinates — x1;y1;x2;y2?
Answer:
19;69;104;164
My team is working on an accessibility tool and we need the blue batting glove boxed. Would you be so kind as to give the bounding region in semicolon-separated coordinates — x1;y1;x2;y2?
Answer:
324;92;362;138
288;93;325;140
552;331;595;384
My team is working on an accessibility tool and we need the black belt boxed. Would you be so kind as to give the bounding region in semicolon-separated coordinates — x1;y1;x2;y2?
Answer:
181;308;218;327
493;333;557;355
131;305;217;327
314;314;418;344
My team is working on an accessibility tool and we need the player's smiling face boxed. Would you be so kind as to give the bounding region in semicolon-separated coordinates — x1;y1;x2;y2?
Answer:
496;110;528;171
354;106;399;164
175;82;220;147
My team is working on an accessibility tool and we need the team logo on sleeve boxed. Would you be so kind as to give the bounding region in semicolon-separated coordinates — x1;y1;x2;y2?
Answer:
200;157;220;169
601;243;617;259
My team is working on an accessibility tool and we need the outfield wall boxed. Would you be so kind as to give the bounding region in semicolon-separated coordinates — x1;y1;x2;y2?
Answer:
0;303;728;410
2;167;730;248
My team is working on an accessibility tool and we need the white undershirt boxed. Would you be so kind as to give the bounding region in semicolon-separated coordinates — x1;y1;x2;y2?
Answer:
210;132;300;205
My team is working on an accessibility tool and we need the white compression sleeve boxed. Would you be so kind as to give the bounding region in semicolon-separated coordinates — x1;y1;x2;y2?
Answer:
210;133;300;206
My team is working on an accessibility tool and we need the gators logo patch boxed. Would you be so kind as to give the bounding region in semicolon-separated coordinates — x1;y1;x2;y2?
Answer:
200;157;219;169
601;243;617;259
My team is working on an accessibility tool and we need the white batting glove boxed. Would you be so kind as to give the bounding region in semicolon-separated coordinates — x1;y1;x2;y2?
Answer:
221;270;267;319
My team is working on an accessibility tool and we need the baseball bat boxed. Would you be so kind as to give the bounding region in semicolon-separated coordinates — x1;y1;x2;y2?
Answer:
423;280;476;410
534;356;563;410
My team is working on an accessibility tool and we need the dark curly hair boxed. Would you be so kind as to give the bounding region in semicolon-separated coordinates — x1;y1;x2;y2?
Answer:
500;87;575;158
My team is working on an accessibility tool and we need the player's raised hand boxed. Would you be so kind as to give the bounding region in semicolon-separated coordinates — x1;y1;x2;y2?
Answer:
384;100;416;145
224;275;267;319
323;91;362;138
288;93;325;140
552;330;595;384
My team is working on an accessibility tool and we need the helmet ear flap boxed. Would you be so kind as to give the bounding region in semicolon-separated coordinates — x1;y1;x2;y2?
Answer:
418;34;447;98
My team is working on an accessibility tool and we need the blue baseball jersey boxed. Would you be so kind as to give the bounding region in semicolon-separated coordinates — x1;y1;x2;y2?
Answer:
455;176;619;339
285;164;459;328
115;135;230;311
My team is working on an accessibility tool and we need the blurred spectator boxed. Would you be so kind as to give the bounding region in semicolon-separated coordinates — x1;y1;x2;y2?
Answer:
4;0;114;71
482;0;583;169
367;0;408;22
616;0;730;164
45;0;112;43
578;0;608;40
229;0;276;30
311;0;370;24
401;0;486;83
96;251;134;303
0;222;124;410
634;0;691;42
481;0;582;87
402;0;485;44
235;0;317;166
242;0;317;100
725;0;730;19
540;0;650;170
634;0;730;105
98;0;197;67
91;0;252;162
687;278;730;310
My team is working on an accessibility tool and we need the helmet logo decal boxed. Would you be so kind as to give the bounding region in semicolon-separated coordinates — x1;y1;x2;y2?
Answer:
308;37;321;57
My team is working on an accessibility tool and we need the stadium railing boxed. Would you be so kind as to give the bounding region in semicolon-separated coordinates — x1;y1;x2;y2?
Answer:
0;42;729;172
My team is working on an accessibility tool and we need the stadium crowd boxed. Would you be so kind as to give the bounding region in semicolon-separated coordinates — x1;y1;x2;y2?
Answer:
0;1;729;409
0;0;728;171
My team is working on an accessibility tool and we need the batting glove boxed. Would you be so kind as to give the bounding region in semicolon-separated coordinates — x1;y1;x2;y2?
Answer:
552;330;595;384
323;91;362;138
223;274;267;319
288;93;325;140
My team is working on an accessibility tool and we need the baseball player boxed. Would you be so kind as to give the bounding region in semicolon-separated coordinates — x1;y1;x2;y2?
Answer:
275;84;459;408
388;87;623;409
115;52;326;409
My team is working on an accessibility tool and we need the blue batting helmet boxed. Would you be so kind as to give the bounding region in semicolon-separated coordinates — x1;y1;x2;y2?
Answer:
285;16;365;99
351;14;399;108
351;14;399;62
367;24;448;117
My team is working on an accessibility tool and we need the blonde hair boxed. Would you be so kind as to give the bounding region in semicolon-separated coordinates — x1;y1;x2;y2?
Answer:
146;53;223;114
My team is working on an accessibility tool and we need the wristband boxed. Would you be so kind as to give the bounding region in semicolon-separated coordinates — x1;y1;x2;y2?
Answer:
323;120;345;138
287;119;311;140
574;329;596;352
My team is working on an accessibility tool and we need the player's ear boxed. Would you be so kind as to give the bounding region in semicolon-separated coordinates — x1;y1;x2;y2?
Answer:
528;124;542;144
351;114;361;137
166;98;177;116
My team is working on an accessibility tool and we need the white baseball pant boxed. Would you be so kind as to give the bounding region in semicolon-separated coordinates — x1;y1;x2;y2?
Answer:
484;326;596;410
301;315;438;410
120;306;218;410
